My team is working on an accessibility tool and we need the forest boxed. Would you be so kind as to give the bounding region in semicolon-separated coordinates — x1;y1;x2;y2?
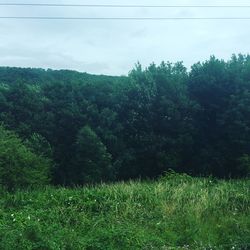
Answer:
0;54;250;189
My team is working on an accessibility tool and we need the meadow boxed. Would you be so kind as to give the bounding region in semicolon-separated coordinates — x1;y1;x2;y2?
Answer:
0;173;249;250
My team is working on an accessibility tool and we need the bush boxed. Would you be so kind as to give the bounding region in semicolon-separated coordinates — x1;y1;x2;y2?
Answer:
0;125;51;190
159;169;193;184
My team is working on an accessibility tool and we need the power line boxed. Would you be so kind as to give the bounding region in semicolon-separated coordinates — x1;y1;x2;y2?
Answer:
0;16;250;20
0;3;250;8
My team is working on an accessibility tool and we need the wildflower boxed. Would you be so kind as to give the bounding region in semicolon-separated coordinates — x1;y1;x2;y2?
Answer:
27;216;31;220
11;214;14;217
13;218;16;222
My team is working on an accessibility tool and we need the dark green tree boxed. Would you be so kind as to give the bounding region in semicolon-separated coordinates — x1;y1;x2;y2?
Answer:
72;126;113;184
188;55;250;177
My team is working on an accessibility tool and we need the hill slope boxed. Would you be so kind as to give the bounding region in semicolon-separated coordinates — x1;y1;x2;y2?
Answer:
1;56;250;185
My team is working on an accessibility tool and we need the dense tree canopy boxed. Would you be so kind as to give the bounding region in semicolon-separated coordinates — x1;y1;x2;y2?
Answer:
0;54;249;188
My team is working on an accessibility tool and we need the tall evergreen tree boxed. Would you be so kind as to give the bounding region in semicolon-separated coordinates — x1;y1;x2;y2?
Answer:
71;126;113;184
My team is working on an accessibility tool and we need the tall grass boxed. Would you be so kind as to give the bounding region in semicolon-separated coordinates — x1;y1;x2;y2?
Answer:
0;174;249;249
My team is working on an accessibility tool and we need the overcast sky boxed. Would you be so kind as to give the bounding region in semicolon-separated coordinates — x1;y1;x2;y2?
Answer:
0;0;249;75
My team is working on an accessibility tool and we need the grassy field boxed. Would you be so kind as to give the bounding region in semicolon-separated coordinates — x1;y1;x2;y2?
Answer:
0;173;249;250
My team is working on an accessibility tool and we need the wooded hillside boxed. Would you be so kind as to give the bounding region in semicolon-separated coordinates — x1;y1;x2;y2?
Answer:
0;54;249;187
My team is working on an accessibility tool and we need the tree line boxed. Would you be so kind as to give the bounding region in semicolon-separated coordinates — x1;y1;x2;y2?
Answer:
0;54;249;189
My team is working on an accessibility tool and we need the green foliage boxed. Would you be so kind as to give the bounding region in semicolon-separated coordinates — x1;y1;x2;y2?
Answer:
159;169;193;183
237;154;250;176
0;59;249;249
24;133;53;159
0;177;249;249
72;126;113;184
0;55;250;184
0;125;51;190
188;54;250;177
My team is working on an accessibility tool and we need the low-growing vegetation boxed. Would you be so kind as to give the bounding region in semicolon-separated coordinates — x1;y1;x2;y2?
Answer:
0;174;249;249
